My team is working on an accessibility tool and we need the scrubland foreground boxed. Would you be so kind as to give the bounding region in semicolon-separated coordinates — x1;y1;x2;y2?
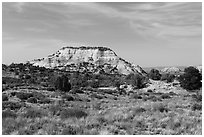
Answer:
2;64;202;135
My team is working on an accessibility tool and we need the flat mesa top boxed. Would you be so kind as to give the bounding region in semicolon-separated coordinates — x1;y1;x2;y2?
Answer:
60;46;113;51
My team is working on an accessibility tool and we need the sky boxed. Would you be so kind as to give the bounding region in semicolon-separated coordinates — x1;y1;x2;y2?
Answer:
2;2;202;67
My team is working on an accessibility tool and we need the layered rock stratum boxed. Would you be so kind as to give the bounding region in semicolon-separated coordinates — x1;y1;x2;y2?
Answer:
29;46;147;75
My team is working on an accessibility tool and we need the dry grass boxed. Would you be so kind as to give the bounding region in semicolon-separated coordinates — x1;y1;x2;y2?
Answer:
2;88;202;135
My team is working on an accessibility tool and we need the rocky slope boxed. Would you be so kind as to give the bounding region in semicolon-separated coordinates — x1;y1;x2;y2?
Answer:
29;46;147;75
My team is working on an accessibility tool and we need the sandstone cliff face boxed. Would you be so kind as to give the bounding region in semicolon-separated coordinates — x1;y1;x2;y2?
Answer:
29;46;146;75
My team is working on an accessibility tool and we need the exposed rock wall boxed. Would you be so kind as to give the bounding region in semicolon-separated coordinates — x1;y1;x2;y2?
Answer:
29;46;146;75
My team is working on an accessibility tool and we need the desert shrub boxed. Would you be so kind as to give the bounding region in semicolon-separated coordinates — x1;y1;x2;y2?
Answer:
62;94;74;101
49;105;63;116
147;95;161;102
27;97;38;103
23;108;46;118
38;98;51;104
161;73;175;83
132;106;146;115
179;66;202;90
2;118;21;135
143;92;150;96
70;88;84;94
191;93;202;102
10;91;17;96
55;75;71;92
16;92;33;100
2;77;22;85
69;72;88;88
32;91;45;100
46;87;55;91
2;85;9;92
125;73;147;89
118;88;126;95
60;108;88;119
191;103;202;111
97;89;117;95
24;74;31;79
2;101;24;110
2;79;6;84
89;80;100;88
2;109;17;118
152;103;169;113
169;91;177;96
61;125;83;135
148;69;161;80
2;94;9;101
114;80;123;89
90;93;103;99
147;89;153;93
160;93;171;99
131;93;143;99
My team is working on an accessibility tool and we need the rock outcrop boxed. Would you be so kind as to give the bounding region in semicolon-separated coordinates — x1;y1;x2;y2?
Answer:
196;65;202;72
29;46;147;75
161;67;181;74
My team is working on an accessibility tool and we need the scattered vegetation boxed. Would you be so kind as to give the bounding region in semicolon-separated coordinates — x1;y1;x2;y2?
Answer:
2;63;202;135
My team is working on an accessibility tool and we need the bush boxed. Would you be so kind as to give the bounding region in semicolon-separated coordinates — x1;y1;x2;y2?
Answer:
125;73;147;89
148;69;161;80
60;108;88;119
70;88;84;94
10;92;17;96
2;94;9;101
61;125;83;135
191;103;202;111
55;75;71;92
38;98;51;104
32;91;45;100
49;105;63;116
46;87;55;91
132;106;146;115
191;93;202;102
62;94;74;101
179;66;202;90
2;101;24;110
147;89;153;93
161;73;175;83
145;95;162;102
160;93;171;99
131;93;143;99
2;109;17;118
152;103;169;113
97;89;117;95
90;93;104;99
23;108;46;118
16;92;33;100
27;97;38;103
89;80;100;88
